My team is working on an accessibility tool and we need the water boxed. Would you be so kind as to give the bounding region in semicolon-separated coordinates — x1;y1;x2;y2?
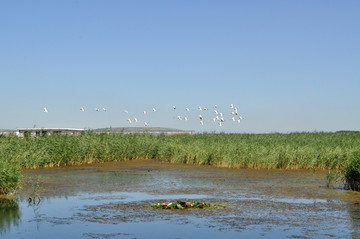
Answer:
1;159;360;238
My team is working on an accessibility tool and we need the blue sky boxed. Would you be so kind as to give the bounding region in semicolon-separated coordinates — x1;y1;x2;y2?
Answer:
1;0;359;133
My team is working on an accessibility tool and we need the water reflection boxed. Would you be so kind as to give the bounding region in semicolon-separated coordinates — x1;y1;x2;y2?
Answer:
0;198;21;235
347;202;360;238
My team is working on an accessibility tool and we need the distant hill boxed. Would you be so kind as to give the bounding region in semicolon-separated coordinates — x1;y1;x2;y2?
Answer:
92;127;195;135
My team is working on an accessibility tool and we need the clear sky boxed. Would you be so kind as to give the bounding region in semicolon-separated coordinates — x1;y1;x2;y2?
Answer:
1;0;359;133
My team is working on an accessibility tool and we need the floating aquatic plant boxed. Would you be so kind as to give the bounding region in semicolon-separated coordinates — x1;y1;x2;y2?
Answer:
150;201;226;209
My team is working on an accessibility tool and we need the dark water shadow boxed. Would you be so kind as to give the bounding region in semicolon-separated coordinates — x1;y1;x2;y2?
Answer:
346;200;360;238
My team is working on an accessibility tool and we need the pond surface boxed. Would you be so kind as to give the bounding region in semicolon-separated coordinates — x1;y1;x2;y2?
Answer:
1;159;360;238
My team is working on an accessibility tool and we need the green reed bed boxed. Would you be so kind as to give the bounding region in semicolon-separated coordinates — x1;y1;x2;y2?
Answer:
0;131;359;194
0;132;161;168
158;132;359;170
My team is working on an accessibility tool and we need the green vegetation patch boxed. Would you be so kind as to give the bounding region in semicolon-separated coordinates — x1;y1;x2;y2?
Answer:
343;151;360;191
150;200;226;209
0;162;22;195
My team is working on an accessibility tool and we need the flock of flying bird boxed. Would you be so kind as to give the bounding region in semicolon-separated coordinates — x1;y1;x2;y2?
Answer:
170;104;244;127
42;104;244;128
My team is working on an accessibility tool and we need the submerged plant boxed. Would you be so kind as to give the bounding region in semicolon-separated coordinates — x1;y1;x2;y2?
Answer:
325;169;341;188
25;176;43;206
150;200;226;209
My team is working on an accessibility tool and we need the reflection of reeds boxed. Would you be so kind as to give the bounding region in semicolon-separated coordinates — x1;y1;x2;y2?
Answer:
0;199;21;234
0;131;360;191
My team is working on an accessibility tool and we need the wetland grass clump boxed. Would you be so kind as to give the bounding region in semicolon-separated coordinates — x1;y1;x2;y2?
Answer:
343;151;360;191
0;162;22;195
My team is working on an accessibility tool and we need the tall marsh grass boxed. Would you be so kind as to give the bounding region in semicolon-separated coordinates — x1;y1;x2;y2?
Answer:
0;131;359;193
0;162;22;195
343;151;360;191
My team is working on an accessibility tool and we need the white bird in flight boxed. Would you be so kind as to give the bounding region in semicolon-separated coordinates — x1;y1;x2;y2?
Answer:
57;103;244;129
43;107;48;113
